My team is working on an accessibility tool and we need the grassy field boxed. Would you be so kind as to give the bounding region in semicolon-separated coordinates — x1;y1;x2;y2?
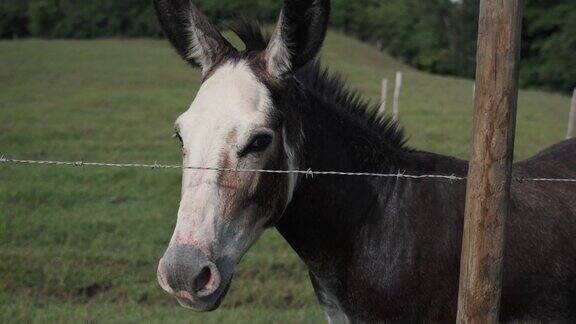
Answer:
0;31;572;323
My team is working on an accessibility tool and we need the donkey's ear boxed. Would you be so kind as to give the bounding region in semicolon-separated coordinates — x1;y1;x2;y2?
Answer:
153;0;236;75
265;0;331;79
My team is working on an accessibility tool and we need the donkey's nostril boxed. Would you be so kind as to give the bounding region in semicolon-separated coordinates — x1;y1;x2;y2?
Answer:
195;263;221;297
195;266;211;292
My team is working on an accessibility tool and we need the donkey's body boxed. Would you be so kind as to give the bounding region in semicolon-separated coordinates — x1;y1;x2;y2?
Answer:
278;65;576;322
153;0;576;322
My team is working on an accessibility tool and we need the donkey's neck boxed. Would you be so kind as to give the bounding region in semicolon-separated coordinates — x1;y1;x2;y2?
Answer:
275;87;469;313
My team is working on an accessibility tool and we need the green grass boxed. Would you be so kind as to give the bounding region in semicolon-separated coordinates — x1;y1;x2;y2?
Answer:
0;32;572;323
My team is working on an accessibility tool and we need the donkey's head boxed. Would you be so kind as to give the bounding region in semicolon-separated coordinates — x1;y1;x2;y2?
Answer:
154;0;330;311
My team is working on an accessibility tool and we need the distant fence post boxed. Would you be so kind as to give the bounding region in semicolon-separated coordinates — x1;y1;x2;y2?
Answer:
457;0;523;323
393;72;402;122
379;78;389;116
567;88;576;139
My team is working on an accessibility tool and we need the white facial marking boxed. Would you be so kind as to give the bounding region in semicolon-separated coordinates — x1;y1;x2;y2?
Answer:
170;61;273;256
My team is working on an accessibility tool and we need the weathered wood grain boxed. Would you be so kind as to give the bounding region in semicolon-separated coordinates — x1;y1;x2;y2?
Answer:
456;1;524;323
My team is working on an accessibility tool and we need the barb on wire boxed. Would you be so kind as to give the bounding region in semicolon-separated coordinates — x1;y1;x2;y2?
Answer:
305;168;314;179
1;155;575;183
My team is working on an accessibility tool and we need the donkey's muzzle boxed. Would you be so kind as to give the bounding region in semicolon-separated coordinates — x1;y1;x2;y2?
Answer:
157;245;222;311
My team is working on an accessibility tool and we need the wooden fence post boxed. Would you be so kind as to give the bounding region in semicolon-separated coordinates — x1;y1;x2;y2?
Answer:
567;88;576;139
393;72;402;122
456;1;523;323
378;78;389;116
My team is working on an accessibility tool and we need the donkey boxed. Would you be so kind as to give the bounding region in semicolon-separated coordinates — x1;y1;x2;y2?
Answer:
153;0;576;322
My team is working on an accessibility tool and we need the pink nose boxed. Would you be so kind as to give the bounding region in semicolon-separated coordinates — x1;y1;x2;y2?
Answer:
157;261;174;294
157;245;221;305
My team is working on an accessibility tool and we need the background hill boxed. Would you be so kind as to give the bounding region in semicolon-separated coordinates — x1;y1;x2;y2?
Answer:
0;30;572;323
1;0;575;93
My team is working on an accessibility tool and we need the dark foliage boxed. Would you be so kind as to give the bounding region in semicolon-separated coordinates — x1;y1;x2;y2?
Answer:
0;0;29;38
26;0;162;38
0;0;573;92
522;0;576;92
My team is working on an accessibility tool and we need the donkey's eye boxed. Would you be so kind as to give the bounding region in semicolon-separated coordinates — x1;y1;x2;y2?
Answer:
240;134;273;156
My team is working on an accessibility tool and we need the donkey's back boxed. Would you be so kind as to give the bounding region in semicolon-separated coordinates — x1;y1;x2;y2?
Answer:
501;139;576;321
516;139;576;172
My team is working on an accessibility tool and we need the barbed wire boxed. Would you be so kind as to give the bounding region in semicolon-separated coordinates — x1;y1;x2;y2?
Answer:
1;155;576;183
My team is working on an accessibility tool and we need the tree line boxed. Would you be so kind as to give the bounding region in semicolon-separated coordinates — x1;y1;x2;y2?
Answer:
1;0;574;93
